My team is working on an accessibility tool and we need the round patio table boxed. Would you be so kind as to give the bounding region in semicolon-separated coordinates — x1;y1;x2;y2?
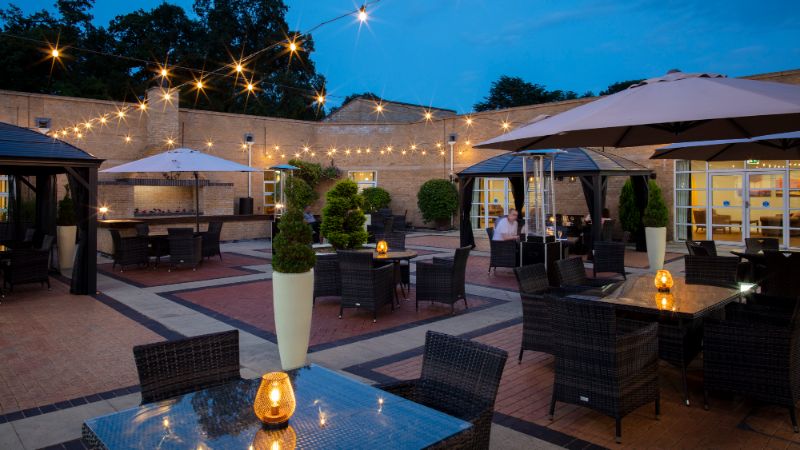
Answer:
358;248;418;303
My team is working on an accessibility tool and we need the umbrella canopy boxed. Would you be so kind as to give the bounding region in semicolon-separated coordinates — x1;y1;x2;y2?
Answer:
269;164;299;171
650;131;800;161
102;148;260;174
101;148;260;231
476;70;800;151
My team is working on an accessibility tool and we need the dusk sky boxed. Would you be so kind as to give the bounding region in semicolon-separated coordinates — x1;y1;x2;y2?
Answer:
3;0;799;113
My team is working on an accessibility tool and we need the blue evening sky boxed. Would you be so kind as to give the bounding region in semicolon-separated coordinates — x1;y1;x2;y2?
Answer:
3;0;799;113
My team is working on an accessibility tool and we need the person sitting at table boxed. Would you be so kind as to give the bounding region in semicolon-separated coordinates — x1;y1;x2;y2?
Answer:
493;209;520;241
304;206;320;243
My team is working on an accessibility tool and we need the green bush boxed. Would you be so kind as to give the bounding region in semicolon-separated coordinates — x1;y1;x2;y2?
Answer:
57;185;76;226
321;163;341;180
320;179;368;249
288;159;322;188
272;177;316;274
642;180;669;228
618;179;640;233
361;187;391;213
417;179;458;223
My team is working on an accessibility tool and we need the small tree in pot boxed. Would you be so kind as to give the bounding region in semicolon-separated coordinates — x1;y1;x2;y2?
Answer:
271;176;317;370
57;185;77;271
417;179;458;230
361;186;391;214
642;180;669;271
320;179;368;249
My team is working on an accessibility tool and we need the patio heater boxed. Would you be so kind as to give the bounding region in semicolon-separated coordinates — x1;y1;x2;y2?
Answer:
269;164;299;218
515;149;565;275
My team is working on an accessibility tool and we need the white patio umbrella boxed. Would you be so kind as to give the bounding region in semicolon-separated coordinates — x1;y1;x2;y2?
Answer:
650;131;800;161
476;70;800;151
101;148;260;232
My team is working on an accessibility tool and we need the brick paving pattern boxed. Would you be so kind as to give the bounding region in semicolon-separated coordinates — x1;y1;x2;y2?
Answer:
98;252;266;287
0;280;164;415
372;322;800;449
170;280;487;348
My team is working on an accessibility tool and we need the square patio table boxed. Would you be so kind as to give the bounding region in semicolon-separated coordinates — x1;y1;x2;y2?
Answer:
82;364;471;450
561;273;740;319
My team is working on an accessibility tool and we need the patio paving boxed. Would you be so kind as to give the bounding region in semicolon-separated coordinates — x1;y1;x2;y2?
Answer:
0;279;173;417
161;280;496;351
97;252;267;287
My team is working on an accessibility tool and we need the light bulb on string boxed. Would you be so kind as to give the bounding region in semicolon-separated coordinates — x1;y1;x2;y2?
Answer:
358;5;368;23
465;116;473;126
138;102;147;111
501;121;511;130
99;116;107;125
423;110;433;121
124;135;132;143
50;47;60;59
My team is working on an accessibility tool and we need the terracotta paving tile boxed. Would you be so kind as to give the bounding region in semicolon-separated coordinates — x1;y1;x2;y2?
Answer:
169;280;491;348
368;322;800;448
98;252;266;287
407;235;490;252
0;280;165;415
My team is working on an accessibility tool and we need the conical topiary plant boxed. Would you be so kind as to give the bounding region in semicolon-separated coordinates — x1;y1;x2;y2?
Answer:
272;177;316;273
642;180;669;228
57;184;76;226
320;179;368;249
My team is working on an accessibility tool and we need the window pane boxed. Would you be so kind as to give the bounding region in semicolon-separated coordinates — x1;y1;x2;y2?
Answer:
709;161;743;170
747;160;787;169
263;171;276;182
349;171;375;182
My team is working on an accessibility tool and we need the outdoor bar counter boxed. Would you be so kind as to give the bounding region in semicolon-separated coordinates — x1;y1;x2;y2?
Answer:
97;215;272;255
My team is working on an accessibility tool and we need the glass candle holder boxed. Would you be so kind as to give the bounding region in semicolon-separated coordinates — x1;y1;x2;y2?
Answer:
654;269;674;292
376;240;388;255
254;372;296;429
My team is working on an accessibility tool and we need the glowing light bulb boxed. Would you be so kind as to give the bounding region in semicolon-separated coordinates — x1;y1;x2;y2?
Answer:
195;80;204;90
166;138;175;146
235;64;243;73
117;111;126;119
303;146;310;152
139;102;147;111
375;104;383;113
502;121;510;130
247;83;255;91
162;417;169;428
124;136;131;143
99;116;107;124
358;5;367;22
424;112;432;121
72;126;80;133
316;94;325;104
51;48;60;58
160;68;168;77
465;117;473;126
206;141;213;148
269;386;281;406
411;144;417;150
289;42;297;52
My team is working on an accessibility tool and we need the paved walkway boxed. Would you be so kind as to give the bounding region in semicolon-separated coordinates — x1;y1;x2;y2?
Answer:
0;233;793;449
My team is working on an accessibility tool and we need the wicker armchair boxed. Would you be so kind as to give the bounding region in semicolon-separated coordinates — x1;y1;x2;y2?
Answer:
513;264;552;361
200;221;223;260
109;229;149;271
685;240;717;256
761;251;800;298
415;246;471;313
600;219;615;241
554;256;617;289
703;298;800;432
338;250;394;322
379;331;508;450
548;295;660;443
168;234;202;271
745;237;779;253
592;241;626;279
684;255;740;288
313;253;340;303
2;249;50;292
486;228;518;273
132;330;241;404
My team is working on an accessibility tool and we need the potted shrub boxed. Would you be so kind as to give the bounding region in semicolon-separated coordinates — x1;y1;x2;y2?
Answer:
57;185;77;271
642;180;669;271
417;179;458;230
320;179;368;249
618;179;645;251
271;176;316;370
361;186;391;229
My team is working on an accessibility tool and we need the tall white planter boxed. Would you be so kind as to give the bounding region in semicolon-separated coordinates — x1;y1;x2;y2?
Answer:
57;225;77;271
645;227;667;271
272;269;314;370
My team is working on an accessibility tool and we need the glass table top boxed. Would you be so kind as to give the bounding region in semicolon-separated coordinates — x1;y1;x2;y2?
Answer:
83;364;471;450
563;274;740;319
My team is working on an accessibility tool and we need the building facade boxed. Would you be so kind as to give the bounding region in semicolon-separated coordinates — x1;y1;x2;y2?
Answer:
1;68;799;246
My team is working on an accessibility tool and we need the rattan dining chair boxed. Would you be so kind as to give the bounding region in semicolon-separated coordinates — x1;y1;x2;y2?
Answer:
684;255;740;288
415;246;471;314
379;331;508;450
553;256;618;289
337;250;394;322
685;240;717;256
486;228;518;273
761;251;800;298
109;229;149;271
592;241;626;279
133;330;241;404
313;253;340;304
548;295;660;443
376;231;409;291
744;237;779;253
513;264;553;361
201;221;223;260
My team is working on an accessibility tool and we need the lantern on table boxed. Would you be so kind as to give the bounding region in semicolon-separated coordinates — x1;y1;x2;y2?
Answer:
654;269;673;292
376;240;389;256
254;372;295;429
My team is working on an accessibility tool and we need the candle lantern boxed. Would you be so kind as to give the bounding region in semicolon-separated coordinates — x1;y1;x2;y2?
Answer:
254;372;296;429
654;269;674;292
376;240;389;256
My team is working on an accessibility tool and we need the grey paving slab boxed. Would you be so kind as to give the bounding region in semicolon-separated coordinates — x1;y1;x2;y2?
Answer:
106;393;140;412
143;271;271;294
489;424;564;449
12;400;115;449
0;423;24;450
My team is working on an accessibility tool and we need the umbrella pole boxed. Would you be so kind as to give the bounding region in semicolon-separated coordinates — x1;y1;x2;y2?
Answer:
194;171;200;233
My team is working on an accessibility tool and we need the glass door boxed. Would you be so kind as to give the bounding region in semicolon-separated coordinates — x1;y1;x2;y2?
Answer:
746;172;786;247
709;174;744;244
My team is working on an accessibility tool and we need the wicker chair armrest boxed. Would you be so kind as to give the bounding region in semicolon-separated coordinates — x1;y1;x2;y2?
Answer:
415;260;453;277
431;257;455;266
376;379;419;400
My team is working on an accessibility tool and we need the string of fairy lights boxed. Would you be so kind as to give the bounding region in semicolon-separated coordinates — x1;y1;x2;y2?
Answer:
6;1;528;162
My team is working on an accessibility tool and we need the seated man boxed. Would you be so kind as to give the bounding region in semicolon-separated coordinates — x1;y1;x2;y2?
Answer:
493;209;520;241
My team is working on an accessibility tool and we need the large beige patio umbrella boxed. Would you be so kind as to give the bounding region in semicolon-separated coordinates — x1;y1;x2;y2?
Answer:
101;148;260;232
650;131;800;161
475;70;800;151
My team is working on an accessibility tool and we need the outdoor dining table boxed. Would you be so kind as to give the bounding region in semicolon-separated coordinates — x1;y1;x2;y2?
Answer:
82;364;471;450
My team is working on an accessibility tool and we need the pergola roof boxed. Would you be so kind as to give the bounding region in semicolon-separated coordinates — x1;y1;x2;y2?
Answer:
458;147;651;178
0;122;102;171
